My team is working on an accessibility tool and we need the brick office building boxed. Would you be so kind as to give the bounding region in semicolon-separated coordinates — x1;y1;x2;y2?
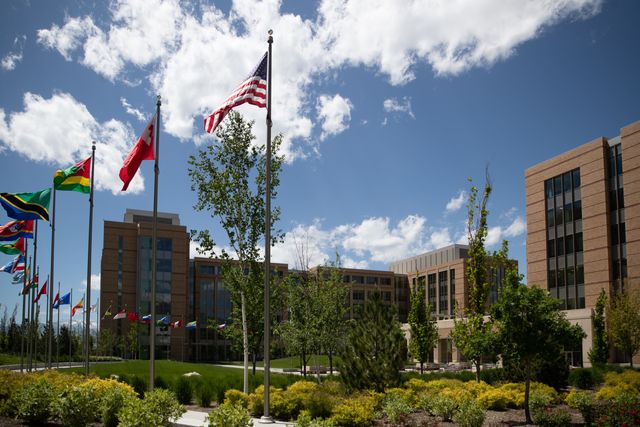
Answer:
525;119;640;365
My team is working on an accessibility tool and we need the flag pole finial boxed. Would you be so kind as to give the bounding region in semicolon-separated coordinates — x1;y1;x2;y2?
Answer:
268;29;273;42
156;95;161;105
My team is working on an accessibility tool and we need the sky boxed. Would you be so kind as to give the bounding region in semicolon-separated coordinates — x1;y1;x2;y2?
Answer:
0;0;639;329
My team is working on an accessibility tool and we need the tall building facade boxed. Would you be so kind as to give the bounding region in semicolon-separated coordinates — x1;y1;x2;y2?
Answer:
100;209;189;360
525;119;640;365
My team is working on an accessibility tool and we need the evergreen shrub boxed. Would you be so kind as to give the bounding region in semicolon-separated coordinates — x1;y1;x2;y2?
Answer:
173;376;193;404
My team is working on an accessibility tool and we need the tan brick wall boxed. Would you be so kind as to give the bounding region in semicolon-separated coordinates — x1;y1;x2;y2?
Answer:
622;121;640;293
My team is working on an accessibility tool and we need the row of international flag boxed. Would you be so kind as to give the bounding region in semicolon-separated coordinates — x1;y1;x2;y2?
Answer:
101;307;204;330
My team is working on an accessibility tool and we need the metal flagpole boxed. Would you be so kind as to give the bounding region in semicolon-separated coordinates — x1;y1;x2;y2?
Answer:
48;188;56;368
29;221;39;371
261;29;274;423
149;95;161;390
26;256;32;371
56;281;60;368
69;288;72;367
95;297;99;351
20;239;29;372
84;142;96;376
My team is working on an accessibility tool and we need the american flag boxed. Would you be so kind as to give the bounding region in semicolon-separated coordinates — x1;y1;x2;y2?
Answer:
204;52;268;134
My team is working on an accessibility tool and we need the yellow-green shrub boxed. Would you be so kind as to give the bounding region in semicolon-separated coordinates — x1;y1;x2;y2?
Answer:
329;392;382;427
423;379;465;392
476;388;515;410
81;377;135;402
30;370;84;393
404;378;429;395
603;370;640;391
248;385;282;417
595;383;636;401
463;380;492;398
384;387;415;407
0;370;29;416
306;381;344;418
224;389;249;408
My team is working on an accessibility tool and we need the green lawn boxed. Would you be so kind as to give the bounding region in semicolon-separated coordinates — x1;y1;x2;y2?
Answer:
0;352;22;365
67;359;300;392
226;355;341;369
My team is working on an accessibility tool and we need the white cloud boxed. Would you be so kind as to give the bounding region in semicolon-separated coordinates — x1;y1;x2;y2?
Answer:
189;241;215;259
1;35;26;71
81;273;101;291
485;216;527;246
272;221;332;269
36;0;602;158
120;97;146;121
318;0;602;83
446;190;467;212
317;94;353;140
0;92;147;194
383;97;415;119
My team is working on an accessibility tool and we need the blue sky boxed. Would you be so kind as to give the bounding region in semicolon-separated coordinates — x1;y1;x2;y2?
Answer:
0;0;639;328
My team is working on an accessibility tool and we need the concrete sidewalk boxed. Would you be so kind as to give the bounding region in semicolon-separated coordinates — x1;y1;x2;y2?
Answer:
173;409;294;427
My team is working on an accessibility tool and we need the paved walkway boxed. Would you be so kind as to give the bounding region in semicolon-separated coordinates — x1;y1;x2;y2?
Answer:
173;409;293;427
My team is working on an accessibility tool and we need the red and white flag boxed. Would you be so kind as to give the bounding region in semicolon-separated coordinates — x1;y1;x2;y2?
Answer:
119;114;156;191
170;320;182;328
113;309;127;320
34;279;47;303
204;53;268;134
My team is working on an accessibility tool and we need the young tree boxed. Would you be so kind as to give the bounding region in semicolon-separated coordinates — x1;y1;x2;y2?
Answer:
588;288;609;366
338;290;406;392
98;328;115;357
188;111;284;393
491;266;585;424
126;322;139;359
450;176;495;382
608;290;640;368
408;276;438;374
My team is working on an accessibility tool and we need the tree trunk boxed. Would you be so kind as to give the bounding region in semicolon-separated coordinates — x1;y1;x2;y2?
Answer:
252;352;257;375
420;361;424;375
475;360;481;383
302;350;307;378
329;350;333;374
314;353;321;384
630;350;634;368
241;292;249;394
524;361;532;424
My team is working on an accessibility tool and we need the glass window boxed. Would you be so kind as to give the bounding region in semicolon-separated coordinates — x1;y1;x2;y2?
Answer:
575;233;583;252
563;172;571;193
565;235;574;254
564;203;573;222
573;200;582;220
572;169;581;188
548;270;556;289
557;269;565;287
554;176;562;196
576;265;584;285
567;266;575;287
556;237;564;256
547;239;555;258
545;180;554;199
556;207;563;225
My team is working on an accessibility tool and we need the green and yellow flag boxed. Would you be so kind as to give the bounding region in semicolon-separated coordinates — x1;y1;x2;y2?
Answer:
53;157;91;193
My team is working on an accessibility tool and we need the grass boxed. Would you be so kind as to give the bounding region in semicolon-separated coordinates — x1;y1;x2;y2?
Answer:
0;352;21;365
67;359;301;393
227;355;341;369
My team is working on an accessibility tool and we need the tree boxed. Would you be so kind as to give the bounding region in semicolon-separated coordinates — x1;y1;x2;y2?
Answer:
188;111;284;393
408;276;438;374
126;322;139;359
98;328;115;357
338;290;406;392
608;290;640;368
588;288;609;366
450;176;495;382
491;266;585;424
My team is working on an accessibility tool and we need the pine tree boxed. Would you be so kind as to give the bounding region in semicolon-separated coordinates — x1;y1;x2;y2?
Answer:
338;290;406;392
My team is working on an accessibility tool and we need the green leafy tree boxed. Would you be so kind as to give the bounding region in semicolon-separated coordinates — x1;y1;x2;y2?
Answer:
126;322;139;359
98;328;115;357
608;290;640;368
338;290;406;392
588;288;609;366
451;176;495;382
408;276;438;374
188;111;284;393
491;265;585;424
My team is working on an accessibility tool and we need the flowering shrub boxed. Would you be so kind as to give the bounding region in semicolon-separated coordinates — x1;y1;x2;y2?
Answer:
99;384;138;427
476;388;515;410
463;380;492;397
404;378;429;395
594;402;640;427
532;406;572;427
595;382;636;401
248;385;282;417
12;378;55;424
565;389;596;426
329;392;382;427
118;388;184;427
296;410;336;427
381;390;413;423
430;393;458;421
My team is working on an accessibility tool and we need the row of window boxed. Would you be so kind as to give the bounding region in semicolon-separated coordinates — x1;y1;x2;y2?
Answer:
547;233;583;257
545;169;581;199
346;275;392;285
546;200;582;228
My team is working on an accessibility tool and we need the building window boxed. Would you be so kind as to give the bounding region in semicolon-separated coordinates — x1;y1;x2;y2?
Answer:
608;143;627;294
427;273;436;313
544;168;584;309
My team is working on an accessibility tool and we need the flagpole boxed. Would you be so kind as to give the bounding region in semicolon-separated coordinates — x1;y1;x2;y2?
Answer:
262;29;274;423
20;240;29;373
48;188;56;369
96;297;99;352
84;142;96;376
56;282;60;368
26;256;32;371
29;221;38;371
150;95;161;391
69;288;72;367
